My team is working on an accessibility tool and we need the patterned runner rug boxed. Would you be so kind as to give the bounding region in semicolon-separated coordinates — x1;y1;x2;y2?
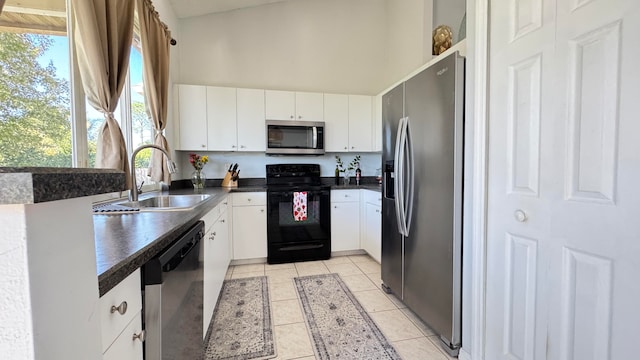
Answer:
205;276;276;360
294;273;401;359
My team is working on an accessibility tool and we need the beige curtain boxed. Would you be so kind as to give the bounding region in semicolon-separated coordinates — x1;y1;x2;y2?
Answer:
0;0;5;15
71;0;135;189
136;0;172;184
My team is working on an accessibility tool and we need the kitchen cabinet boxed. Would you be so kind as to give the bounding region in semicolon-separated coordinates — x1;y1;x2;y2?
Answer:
100;269;143;359
176;85;265;151
361;190;382;263
202;199;231;335
373;95;383;151
347;95;373;152
324;94;374;152
232;192;267;260
176;84;208;150
265;90;324;121
324;93;350;151
206;86;237;151
237;88;266;151
331;190;360;252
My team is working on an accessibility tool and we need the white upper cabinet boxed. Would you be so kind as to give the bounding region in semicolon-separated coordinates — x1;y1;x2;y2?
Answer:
206;86;237;151
265;90;324;121
348;95;373;152
373;95;382;152
237;88;266;151
176;85;266;151
324;93;350;152
295;92;324;121
176;84;207;150
265;90;296;120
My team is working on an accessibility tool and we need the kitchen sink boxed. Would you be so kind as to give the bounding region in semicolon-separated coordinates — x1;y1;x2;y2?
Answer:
116;194;212;211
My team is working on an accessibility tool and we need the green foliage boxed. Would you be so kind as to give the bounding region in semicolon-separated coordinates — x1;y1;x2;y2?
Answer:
0;32;72;167
335;155;361;174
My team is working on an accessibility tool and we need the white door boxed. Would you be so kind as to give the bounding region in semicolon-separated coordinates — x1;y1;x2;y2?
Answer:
176;84;207;150
485;1;640;359
324;93;350;152
206;86;237;151
347;95;373;152
236;88;266;151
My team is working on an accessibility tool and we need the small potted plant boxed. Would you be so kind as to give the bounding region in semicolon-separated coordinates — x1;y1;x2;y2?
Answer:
335;155;361;185
189;153;209;189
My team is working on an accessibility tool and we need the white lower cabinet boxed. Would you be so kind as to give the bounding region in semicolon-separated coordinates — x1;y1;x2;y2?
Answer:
100;269;143;359
361;190;382;263
203;199;231;336
363;202;382;263
331;190;361;252
232;192;267;260
102;312;144;360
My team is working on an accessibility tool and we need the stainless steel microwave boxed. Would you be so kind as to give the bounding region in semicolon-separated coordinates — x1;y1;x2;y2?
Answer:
266;120;325;155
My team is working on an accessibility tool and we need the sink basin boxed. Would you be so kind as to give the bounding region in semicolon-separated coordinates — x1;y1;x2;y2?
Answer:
117;194;212;211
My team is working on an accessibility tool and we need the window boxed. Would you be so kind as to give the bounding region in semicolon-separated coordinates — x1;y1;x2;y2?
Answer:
0;2;72;167
1;2;157;189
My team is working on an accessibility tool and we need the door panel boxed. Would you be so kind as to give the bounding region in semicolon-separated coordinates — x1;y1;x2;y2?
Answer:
381;84;404;297
486;0;640;359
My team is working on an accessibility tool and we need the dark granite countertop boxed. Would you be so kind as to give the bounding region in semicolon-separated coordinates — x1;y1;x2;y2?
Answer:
95;178;380;295
94;187;231;296
0;167;125;204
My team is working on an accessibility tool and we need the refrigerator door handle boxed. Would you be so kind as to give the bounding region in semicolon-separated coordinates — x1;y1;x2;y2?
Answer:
394;117;406;236
397;117;409;236
404;117;415;235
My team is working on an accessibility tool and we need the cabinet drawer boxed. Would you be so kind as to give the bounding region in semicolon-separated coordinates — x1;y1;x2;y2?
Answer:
100;269;142;353
201;196;230;232
362;189;382;205
102;311;143;360
331;190;360;203
233;192;266;206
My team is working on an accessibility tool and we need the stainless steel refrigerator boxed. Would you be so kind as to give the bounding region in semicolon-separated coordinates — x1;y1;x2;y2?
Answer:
381;51;464;356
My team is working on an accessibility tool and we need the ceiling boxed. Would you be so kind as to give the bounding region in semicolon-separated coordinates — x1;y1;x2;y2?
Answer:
168;0;303;19
0;0;66;35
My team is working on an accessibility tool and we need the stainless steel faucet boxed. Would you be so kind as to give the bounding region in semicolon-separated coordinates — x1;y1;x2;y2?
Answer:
129;144;177;201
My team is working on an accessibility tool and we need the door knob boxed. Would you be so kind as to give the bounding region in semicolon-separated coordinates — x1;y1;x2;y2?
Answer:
110;301;128;315
514;209;528;222
132;330;145;342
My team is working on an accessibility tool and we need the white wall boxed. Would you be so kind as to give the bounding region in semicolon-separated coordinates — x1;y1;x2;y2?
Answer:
0;205;33;360
384;0;433;86
433;0;467;43
177;0;387;95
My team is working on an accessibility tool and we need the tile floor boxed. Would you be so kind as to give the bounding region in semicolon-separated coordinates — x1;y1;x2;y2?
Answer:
224;254;457;360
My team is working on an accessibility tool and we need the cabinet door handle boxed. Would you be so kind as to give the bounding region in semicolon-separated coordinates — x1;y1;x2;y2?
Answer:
220;219;225;223
298;115;302;119
334;205;338;208
132;330;145;342
375;209;380;213
247;198;252;202
344;146;348;150
110;301;128;315
290;115;294;119
240;145;246;149
231;145;237;148
260;209;264;212
351;146;355;149
201;144;206;148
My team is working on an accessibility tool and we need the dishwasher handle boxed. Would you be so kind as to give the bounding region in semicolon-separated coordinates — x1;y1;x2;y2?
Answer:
144;221;204;285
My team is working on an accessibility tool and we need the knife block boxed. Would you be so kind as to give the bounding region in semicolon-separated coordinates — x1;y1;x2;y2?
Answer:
221;172;238;188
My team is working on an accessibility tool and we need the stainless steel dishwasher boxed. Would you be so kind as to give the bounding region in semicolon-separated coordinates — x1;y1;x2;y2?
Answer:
144;221;204;360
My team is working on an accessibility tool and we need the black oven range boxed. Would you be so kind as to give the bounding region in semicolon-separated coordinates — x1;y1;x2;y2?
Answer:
266;164;331;264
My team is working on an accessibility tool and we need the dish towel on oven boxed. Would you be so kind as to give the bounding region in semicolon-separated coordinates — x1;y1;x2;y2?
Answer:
293;191;307;221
